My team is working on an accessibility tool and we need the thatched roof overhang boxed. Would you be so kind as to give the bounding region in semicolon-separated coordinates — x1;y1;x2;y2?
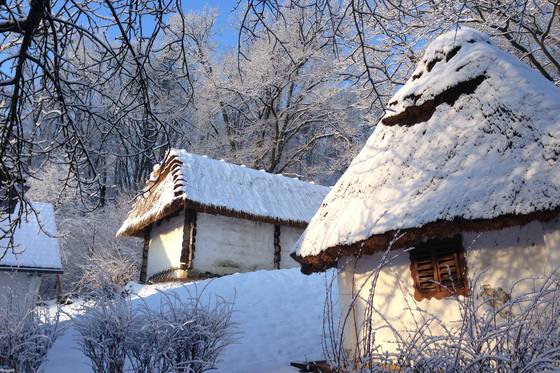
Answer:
294;208;560;274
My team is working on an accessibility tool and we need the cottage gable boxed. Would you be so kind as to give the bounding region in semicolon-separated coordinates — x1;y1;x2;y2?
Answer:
293;28;560;273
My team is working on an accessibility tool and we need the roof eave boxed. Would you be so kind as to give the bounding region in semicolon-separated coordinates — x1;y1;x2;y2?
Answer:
0;265;63;274
295;207;560;274
118;197;310;238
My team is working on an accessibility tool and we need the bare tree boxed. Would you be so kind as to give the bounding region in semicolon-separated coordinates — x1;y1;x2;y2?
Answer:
184;8;373;182
240;0;559;113
0;0;197;257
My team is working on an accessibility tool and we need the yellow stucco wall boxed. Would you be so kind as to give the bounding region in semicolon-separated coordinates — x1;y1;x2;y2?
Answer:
337;217;560;354
146;212;185;279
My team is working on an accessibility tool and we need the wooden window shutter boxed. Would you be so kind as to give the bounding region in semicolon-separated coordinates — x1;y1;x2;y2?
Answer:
409;235;468;301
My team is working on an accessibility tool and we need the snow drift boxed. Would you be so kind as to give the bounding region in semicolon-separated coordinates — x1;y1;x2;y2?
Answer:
43;268;334;372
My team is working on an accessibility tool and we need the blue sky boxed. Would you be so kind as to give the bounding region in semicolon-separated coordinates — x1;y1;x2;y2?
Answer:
184;0;240;48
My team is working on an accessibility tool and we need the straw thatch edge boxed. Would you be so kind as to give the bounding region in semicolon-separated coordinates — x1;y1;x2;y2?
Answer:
293;207;560;274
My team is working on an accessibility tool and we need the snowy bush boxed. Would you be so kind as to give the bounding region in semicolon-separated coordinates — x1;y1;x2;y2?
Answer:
0;293;61;373
126;305;170;373
75;296;136;373
140;291;235;373
76;290;234;373
76;246;139;299
324;265;560;372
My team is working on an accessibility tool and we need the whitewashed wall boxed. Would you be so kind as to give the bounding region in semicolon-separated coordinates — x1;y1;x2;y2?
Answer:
337;217;560;354
194;213;275;275
147;210;305;278
147;212;184;279
279;225;304;269
0;272;42;308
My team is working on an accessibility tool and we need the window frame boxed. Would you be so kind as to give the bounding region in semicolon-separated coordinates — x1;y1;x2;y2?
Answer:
409;235;469;301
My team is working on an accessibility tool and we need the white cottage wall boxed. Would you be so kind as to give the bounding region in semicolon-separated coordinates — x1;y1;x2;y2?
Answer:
338;218;560;354
279;226;304;269
146;210;305;279
194;213;275;275
146;212;185;279
0;272;42;308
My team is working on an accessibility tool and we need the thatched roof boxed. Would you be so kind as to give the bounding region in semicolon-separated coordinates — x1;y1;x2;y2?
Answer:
0;202;63;273
293;28;560;273
117;150;330;237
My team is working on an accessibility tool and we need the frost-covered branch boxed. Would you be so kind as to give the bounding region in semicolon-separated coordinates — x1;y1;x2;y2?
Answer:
0;288;62;373
0;0;199;257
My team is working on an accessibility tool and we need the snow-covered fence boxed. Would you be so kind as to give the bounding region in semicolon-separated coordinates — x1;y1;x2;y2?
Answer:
0;292;61;373
76;289;235;373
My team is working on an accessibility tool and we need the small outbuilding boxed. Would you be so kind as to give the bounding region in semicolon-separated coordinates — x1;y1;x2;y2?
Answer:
292;28;560;354
117;150;329;283
0;202;63;307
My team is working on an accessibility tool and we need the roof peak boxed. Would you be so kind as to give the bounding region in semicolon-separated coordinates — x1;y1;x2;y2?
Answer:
428;27;491;49
383;27;555;127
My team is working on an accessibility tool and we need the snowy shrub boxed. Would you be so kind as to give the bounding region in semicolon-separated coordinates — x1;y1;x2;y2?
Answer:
0;293;61;373
126;306;171;373
75;297;136;373
27;163;140;298
76;289;235;373
127;291;235;373
324;264;560;372
144;291;235;373
76;246;139;299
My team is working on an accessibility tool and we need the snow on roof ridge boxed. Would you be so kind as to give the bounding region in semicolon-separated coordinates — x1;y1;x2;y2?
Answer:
293;28;560;265
384;27;509;126
169;148;322;185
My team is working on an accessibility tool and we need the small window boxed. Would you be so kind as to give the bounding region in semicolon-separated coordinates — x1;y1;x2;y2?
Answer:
409;235;468;301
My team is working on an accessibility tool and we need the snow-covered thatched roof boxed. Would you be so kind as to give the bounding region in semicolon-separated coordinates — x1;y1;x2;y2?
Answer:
294;28;560;273
117;150;330;237
0;202;63;273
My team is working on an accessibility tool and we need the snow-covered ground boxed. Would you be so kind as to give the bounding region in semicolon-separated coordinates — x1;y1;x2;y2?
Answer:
42;268;336;372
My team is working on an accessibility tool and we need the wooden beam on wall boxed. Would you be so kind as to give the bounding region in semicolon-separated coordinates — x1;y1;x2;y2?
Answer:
180;209;197;271
140;225;152;284
274;225;281;269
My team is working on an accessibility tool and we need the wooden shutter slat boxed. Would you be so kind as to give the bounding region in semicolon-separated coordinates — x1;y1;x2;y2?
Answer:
417;262;434;268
